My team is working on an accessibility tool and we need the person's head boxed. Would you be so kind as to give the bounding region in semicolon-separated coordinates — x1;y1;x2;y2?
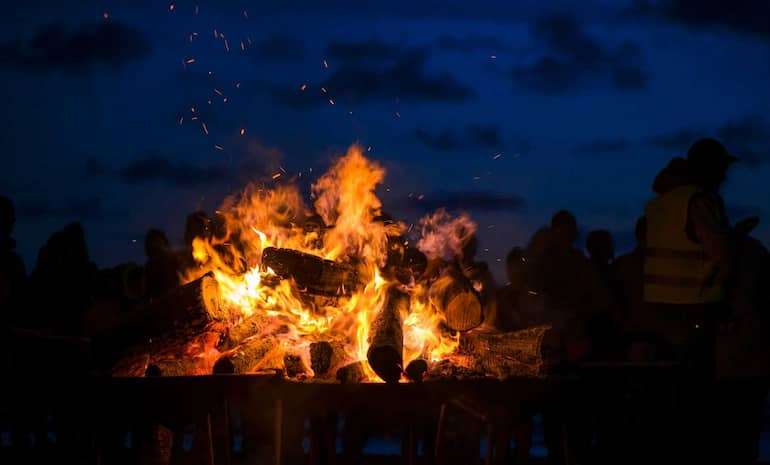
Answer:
0;196;15;237
184;211;211;246
586;229;615;264
550;210;578;249
145;228;170;258
686;138;736;192
505;247;527;286
634;216;647;249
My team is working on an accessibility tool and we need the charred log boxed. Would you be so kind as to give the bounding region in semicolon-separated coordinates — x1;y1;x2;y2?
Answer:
218;313;273;350
367;286;409;383
262;247;360;296
284;352;309;378
310;340;347;378
405;359;429;383
213;336;279;374
457;325;551;379
144;357;211;377
429;270;482;332
335;361;368;384
146;273;227;334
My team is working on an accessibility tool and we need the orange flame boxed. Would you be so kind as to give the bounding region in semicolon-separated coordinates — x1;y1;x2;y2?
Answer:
187;144;470;381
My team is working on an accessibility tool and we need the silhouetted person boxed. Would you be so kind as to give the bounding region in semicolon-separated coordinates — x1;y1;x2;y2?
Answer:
527;211;610;465
178;210;212;271
714;234;770;465
30;222;97;335
144;228;180;298
0;196;26;328
459;234;497;327
642;139;736;464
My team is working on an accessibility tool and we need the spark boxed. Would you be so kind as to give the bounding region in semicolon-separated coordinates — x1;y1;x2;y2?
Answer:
235;82;241;88
417;194;425;200
214;145;224;151
323;59;328;68
240;41;245;51
179;116;184;125
328;98;335;105
214;29;218;38
213;88;223;96
489;55;497;59
300;84;307;91
224;40;230;52
240;128;246;136
243;10;249;19
272;173;282;180
247;35;252;45
191;116;198;121
395;112;401;118
473;176;481;180
190;107;196;113
169;3;175;12
185;58;196;64
320;87;327;93
223;97;228;103
194;3;199;15
279;166;287;174
493;153;502;160
201;122;209;135
103;12;109;19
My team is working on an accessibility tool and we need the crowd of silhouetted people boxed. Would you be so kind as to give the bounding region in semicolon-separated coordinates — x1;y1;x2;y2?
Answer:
1;138;770;464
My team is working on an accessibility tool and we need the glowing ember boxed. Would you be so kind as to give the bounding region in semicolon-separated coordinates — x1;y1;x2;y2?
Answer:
185;144;473;381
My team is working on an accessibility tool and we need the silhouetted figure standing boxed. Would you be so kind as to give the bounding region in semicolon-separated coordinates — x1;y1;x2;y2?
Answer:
643;139;736;464
144;229;180;299
459;234;497;327
178;211;212;272
527;210;610;465
30;222;97;335
0;196;26;328
714;234;770;464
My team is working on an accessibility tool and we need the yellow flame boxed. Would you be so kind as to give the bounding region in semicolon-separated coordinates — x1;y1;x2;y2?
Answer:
184;144;473;381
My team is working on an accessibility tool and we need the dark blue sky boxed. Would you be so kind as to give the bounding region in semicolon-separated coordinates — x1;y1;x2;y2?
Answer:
2;0;770;281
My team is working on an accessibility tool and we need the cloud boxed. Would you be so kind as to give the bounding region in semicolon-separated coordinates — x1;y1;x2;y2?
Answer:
511;13;648;94
648;114;770;166
254;34;303;62
271;41;472;107
86;153;226;189
434;34;508;53
325;40;403;62
632;0;770;39
16;196;106;220
0;22;150;72
405;191;526;213
574;138;629;156
416;124;502;151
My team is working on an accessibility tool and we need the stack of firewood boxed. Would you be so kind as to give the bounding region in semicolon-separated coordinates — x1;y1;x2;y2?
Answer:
112;244;551;382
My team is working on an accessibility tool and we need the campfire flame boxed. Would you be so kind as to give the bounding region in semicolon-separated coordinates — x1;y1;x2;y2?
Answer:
186;144;471;381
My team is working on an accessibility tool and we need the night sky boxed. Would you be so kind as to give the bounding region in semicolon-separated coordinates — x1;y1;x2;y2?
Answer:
2;0;770;281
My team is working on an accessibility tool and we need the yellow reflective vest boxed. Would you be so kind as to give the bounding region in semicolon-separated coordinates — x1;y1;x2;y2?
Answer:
643;185;724;304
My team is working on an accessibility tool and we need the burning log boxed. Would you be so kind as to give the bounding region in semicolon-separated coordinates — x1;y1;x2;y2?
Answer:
213;336;278;374
429;270;483;332
283;352;309;378
146;359;200;377
335;361;368;384
218;313;273;350
367;286;409;383
145;273;227;335
262;247;360;296
457;325;552;379
310;340;347;378
405;359;429;383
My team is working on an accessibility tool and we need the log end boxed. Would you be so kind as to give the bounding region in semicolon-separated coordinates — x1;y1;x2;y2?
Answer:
445;291;483;332
366;345;403;383
405;359;428;383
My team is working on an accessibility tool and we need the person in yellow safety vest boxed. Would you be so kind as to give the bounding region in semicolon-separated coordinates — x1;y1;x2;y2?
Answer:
642;138;737;465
